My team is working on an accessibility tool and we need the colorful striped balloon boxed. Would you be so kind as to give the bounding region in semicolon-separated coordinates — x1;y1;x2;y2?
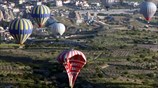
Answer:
31;5;50;28
9;18;33;45
57;49;87;88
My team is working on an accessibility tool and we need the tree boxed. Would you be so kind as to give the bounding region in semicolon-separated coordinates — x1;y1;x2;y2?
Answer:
126;57;131;61
119;0;124;5
47;3;51;8
140;54;145;58
98;73;103;78
18;83;25;88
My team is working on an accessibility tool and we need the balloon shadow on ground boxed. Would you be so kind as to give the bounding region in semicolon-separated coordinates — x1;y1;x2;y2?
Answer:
0;54;64;87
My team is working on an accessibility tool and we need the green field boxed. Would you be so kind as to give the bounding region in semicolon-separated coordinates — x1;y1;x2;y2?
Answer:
0;1;158;87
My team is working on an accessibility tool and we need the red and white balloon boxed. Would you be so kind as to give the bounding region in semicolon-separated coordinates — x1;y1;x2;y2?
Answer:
57;49;87;88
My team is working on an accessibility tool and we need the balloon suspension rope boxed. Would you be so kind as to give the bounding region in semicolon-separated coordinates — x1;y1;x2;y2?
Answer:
19;43;24;48
147;21;150;29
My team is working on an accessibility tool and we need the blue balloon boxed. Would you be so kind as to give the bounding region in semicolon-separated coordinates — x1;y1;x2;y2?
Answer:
9;18;33;45
31;5;50;28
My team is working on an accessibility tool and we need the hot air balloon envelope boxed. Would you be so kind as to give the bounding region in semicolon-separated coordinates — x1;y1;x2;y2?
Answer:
31;5;50;28
9;18;33;45
50;22;65;36
57;49;87;88
140;1;157;21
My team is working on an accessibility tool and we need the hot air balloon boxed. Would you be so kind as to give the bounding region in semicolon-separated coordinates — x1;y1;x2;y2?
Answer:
101;0;115;11
140;1;157;22
9;18;33;45
57;49;87;88
50;22;65;36
31;5;50;28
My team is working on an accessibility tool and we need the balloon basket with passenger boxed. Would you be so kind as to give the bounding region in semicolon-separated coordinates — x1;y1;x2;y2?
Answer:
18;44;25;49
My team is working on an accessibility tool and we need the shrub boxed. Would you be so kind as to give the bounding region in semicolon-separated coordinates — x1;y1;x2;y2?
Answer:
139;54;145;58
97;73;103;78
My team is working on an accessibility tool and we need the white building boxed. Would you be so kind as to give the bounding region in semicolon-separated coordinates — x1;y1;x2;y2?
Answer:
25;5;33;9
75;1;89;7
56;0;63;7
13;8;20;13
75;11;83;25
10;3;15;7
91;2;100;7
17;0;27;4
0;27;13;41
37;2;42;5
63;0;71;4
130;2;139;7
